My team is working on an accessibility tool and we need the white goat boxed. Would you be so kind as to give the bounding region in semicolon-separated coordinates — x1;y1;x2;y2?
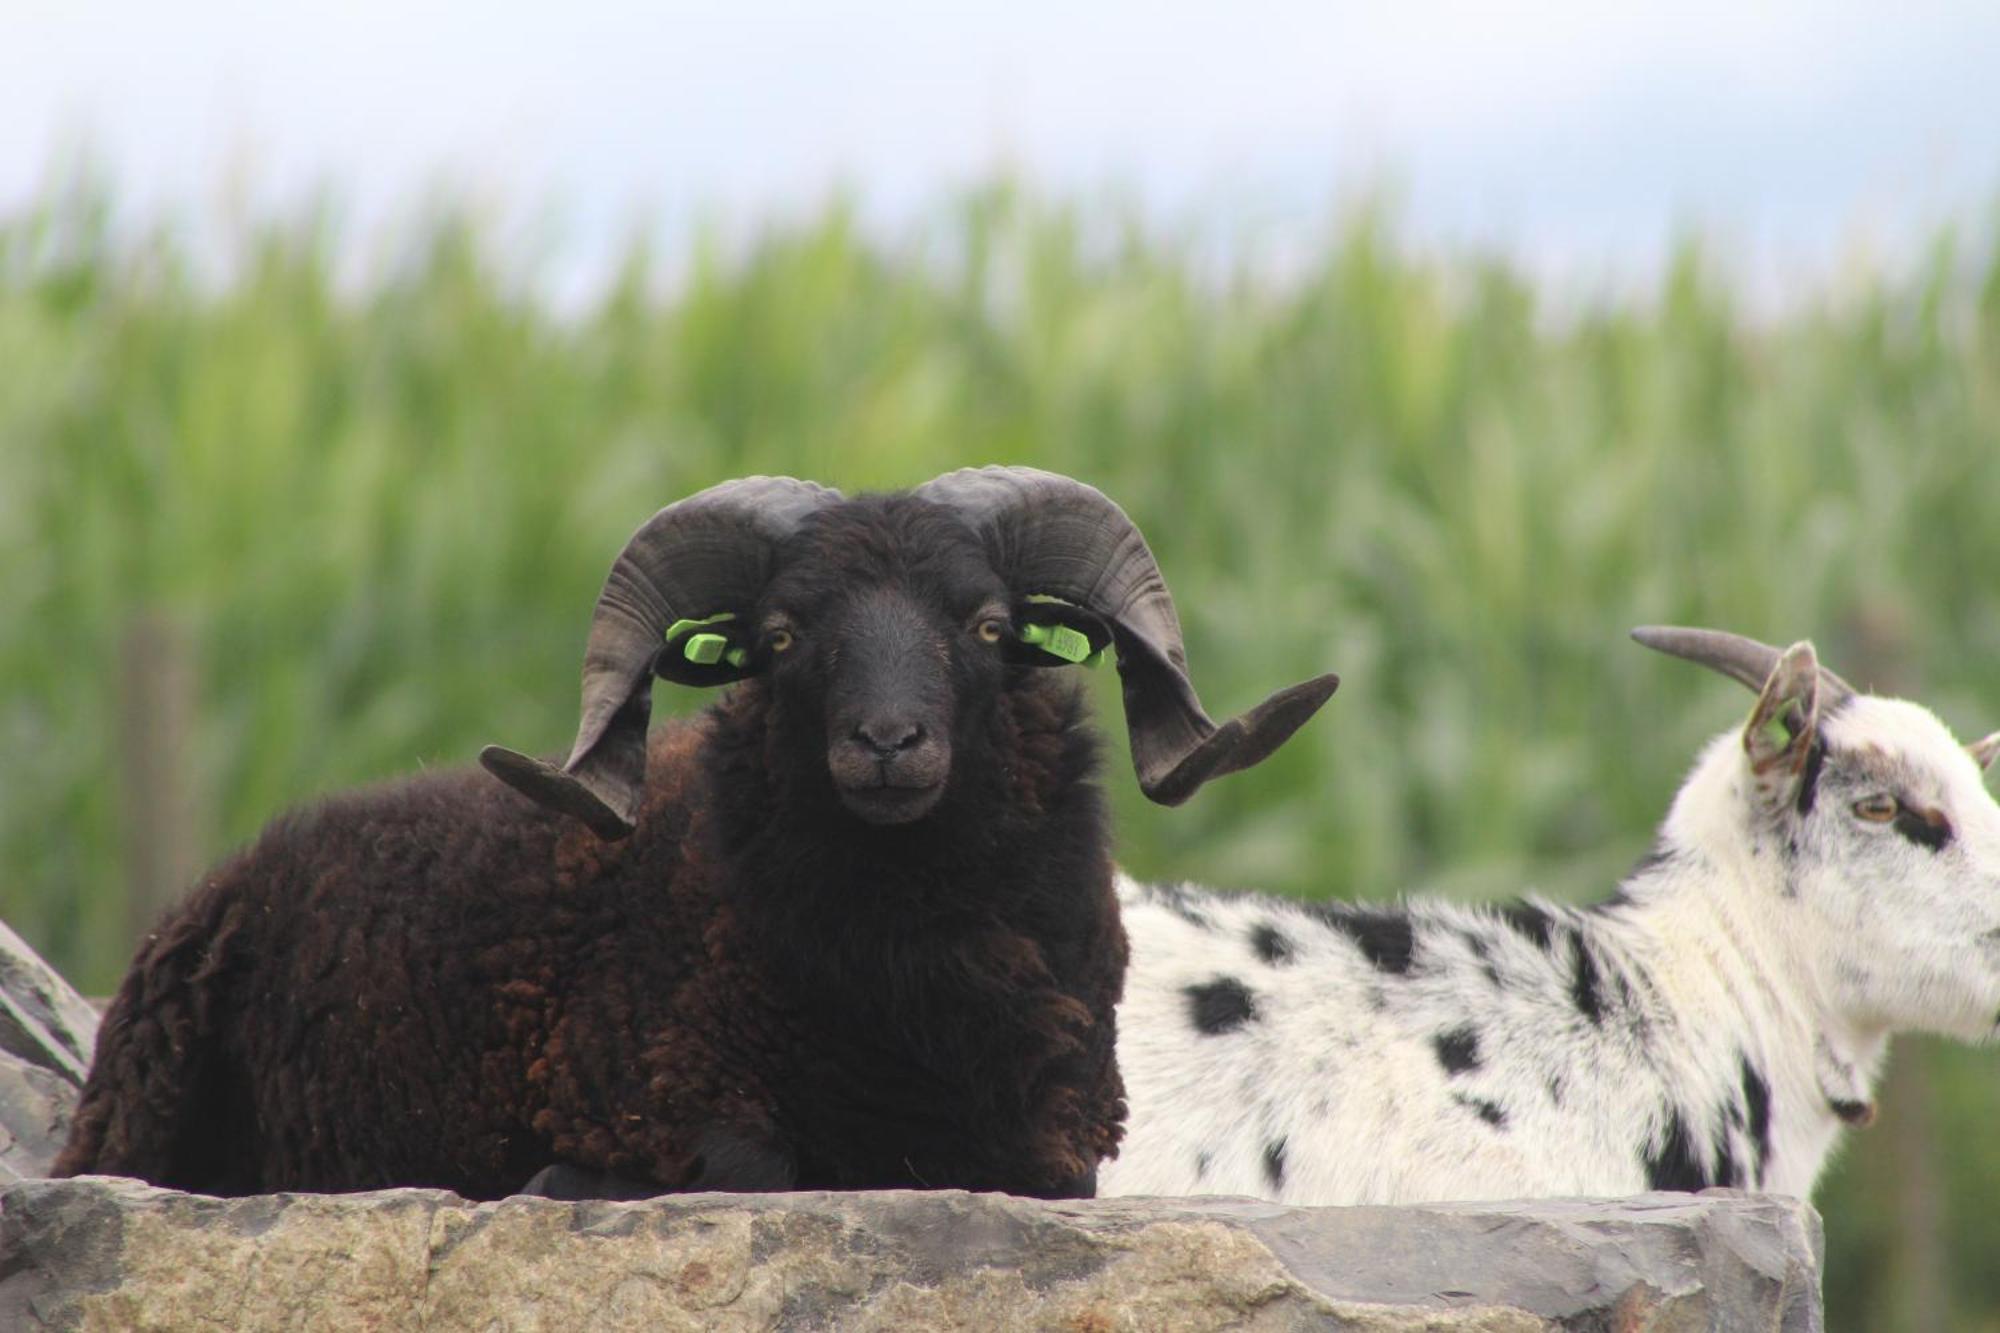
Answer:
1101;628;2000;1205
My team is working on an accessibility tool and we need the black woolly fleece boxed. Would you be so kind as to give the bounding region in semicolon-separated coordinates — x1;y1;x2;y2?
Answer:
59;492;1134;1202
55;668;1126;1200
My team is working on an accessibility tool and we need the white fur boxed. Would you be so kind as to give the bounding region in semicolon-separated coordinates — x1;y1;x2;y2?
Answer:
1101;685;2000;1205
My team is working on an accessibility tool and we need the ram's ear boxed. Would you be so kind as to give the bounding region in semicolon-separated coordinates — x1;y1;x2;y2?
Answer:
1002;600;1114;669
916;465;1338;804
652;615;760;687
1970;731;2000;773
1742;640;1822;809
482;476;839;839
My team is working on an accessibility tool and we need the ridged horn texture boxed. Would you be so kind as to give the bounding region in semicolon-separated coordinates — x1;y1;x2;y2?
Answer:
916;465;1340;805
481;476;842;838
1630;625;1856;707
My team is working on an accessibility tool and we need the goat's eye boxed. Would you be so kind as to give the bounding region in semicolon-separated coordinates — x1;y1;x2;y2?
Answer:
1853;794;1899;823
975;619;1006;644
768;629;795;654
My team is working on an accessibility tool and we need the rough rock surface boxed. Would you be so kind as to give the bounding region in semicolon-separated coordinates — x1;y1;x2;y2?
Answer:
0;927;1822;1329
0;1177;1821;1331
0;921;98;1184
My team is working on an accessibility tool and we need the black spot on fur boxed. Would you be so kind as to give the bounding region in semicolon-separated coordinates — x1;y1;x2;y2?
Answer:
1499;903;1555;951
1433;1026;1481;1075
1312;905;1415;974
1194;1150;1211;1180
1893;807;1953;853
1185;978;1258;1035
1710;1131;1742;1189
1546;1076;1565;1107
1569;934;1604;1025
1643;1110;1711;1191
1459;931;1501;986
1740;1057;1772;1179
1794;739;1826;816
1250;923;1295;965
1453;1095;1508;1129
1263;1138;1287;1189
1150;881;1217;929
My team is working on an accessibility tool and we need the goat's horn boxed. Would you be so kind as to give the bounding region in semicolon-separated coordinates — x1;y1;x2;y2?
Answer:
916;465;1339;805
481;476;841;838
1630;625;1856;706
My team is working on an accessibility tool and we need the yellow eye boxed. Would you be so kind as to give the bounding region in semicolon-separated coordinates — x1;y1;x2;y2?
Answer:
976;619;1006;644
768;629;795;654
1853;794;1899;823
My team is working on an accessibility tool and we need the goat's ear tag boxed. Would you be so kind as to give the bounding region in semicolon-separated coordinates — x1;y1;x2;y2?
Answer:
666;612;737;644
1743;642;1820;794
657;612;754;686
681;632;729;666
1019;621;1093;664
1758;707;1801;754
1004;598;1112;669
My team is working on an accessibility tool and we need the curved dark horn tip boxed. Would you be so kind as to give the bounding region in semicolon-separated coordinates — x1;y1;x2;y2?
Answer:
1139;673;1340;806
491;474;838;837
915;465;1341;803
480;745;637;841
1630;625;1856;704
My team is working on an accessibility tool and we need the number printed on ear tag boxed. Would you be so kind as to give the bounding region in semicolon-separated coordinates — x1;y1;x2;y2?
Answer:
1019;622;1092;663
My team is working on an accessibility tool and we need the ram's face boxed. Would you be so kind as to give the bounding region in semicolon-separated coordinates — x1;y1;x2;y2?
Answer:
1787;700;2000;1041
758;499;1015;825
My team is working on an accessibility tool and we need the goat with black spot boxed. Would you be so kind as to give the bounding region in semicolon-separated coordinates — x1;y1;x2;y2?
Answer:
1105;629;2000;1205
55;467;1337;1201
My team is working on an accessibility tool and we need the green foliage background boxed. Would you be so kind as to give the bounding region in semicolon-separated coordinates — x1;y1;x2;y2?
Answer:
3;181;1998;1327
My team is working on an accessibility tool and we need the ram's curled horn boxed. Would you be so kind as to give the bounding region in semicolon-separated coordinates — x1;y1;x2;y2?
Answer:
1630;625;1857;707
481;476;842;838
917;465;1339;805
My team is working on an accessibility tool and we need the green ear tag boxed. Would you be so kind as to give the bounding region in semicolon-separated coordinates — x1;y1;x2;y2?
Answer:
666;612;737;642
682;633;730;665
1019;622;1092;664
665;613;743;668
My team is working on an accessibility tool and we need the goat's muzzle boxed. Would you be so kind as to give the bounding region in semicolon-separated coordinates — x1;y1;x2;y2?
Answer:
827;730;951;825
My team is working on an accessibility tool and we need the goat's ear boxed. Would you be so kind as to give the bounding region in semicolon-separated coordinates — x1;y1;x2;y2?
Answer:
652;617;760;688
1002;600;1114;669
1970;731;2000;773
1742;640;1821;807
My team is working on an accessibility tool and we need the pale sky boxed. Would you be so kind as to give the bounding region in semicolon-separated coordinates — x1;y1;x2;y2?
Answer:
6;2;1999;299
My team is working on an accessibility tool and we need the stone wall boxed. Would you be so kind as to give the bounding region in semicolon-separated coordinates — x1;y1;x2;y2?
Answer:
0;923;1822;1330
0;920;97;1186
1;1177;1821;1331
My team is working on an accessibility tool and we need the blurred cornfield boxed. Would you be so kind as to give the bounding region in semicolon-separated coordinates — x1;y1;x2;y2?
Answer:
3;178;1998;1329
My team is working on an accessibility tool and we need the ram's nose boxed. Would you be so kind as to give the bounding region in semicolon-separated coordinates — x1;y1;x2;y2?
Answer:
828;717;951;825
854;717;927;758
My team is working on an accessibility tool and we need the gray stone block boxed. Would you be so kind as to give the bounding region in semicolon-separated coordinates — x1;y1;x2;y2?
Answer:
0;921;97;1182
0;1177;1822;1331
0;921;99;1087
